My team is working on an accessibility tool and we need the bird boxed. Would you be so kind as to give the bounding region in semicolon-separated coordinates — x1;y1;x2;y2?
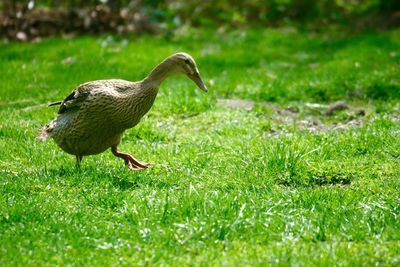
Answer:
37;52;208;170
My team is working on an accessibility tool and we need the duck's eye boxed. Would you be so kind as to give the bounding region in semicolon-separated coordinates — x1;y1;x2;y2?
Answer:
184;59;191;65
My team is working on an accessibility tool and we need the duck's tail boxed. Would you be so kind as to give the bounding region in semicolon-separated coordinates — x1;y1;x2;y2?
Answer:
37;102;61;140
36;121;55;141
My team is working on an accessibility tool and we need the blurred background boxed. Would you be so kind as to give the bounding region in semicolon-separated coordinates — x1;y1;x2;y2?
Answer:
1;0;400;41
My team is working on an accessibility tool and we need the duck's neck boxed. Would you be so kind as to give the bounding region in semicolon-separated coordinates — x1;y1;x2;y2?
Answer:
142;58;175;87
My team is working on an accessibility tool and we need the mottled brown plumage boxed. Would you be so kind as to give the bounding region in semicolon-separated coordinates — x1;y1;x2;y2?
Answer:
38;52;207;169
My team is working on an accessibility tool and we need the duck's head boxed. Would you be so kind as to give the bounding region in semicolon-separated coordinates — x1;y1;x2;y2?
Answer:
168;52;208;92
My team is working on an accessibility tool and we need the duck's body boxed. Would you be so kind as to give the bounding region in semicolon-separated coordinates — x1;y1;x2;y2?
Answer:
42;79;158;156
38;53;207;169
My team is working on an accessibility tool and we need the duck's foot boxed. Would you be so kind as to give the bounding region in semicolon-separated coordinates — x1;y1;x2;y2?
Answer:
111;146;151;170
126;157;152;170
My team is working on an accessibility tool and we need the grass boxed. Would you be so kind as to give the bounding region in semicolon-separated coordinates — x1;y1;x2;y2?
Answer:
1;27;400;266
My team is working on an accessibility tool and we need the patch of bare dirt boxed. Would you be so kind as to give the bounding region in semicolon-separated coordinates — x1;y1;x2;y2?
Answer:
217;99;255;111
217;98;374;134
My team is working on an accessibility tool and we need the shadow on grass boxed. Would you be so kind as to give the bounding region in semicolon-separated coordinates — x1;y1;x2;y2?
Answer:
30;165;177;191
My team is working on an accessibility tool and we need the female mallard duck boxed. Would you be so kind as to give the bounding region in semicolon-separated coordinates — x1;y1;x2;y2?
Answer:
37;52;207;170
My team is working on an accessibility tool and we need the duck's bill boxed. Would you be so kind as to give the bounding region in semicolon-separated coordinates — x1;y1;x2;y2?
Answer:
189;73;208;92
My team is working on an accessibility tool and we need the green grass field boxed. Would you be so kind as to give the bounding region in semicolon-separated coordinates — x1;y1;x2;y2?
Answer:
1;28;399;266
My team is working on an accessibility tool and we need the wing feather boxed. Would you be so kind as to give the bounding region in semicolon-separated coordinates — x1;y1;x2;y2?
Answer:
58;85;91;114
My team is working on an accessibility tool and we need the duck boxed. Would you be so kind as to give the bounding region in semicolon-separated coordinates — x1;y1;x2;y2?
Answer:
37;52;208;170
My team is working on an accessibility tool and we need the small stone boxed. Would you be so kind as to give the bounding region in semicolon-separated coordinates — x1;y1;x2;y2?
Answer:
16;32;27;41
324;101;348;116
356;109;366;116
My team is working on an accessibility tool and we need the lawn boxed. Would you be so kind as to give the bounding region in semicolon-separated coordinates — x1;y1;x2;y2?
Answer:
0;28;399;266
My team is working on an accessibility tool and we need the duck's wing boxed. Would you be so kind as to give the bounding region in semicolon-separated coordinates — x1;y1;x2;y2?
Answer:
55;79;138;114
57;83;95;114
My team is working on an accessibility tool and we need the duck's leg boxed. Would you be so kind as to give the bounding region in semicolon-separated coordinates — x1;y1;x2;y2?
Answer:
111;146;151;170
76;155;83;168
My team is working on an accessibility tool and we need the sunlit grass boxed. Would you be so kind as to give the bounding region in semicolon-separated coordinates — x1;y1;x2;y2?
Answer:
0;28;399;266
